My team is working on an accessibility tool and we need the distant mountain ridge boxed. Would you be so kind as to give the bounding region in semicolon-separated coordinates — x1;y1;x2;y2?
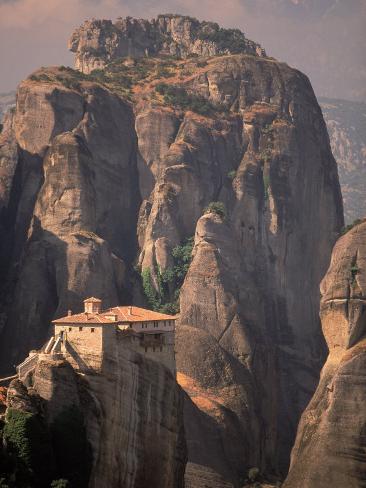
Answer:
261;0;364;17
319;97;366;223
0;91;15;122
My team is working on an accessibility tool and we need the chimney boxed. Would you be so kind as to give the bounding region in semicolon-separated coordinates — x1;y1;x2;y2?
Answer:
67;310;72;316
128;306;132;315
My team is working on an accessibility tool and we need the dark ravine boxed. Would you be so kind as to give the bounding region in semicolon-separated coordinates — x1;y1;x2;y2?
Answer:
0;14;344;488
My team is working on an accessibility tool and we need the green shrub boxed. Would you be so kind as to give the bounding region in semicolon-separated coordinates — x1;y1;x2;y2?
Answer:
204;201;226;220
263;173;270;199
260;148;272;162
350;264;359;284
142;268;161;311
141;237;194;313
159;302;180;314
155;83;223;115
198;27;248;53
29;73;52;83
3;408;54;487
248;466;260;482
341;218;363;235
171;237;194;282
51;480;70;488
156;66;173;78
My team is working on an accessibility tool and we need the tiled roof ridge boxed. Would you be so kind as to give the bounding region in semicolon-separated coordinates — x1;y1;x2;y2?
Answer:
53;305;175;323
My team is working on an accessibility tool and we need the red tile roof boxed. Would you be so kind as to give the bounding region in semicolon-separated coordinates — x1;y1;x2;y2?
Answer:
53;306;175;325
83;297;102;303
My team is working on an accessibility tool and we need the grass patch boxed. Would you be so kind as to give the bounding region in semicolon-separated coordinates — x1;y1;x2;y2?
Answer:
227;170;236;180
155;83;224;115
341;218;364;235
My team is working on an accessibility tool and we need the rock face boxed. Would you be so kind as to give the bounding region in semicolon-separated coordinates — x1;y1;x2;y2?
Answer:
319;97;366;224
0;15;345;488
0;70;139;366
69;14;265;74
4;350;186;488
135;54;343;482
284;219;366;488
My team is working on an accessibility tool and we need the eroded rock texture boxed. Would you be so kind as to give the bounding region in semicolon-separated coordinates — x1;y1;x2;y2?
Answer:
284;219;366;488
5;350;186;488
0;14;345;488
135;54;343;483
69;14;265;74
0;73;139;366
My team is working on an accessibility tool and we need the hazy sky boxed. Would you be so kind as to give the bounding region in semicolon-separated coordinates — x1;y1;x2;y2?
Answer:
1;0;365;101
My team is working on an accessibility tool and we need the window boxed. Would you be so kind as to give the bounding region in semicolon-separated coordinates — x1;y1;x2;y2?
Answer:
79;327;83;332
68;327;72;332
91;328;95;333
160;346;163;352
155;334;159;339
129;323;132;328
145;346;148;353
153;347;155;352
154;321;158;328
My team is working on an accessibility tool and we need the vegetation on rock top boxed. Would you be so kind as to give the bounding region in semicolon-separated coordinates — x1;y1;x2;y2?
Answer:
204;201;227;220
341;218;365;235
27;55;231;117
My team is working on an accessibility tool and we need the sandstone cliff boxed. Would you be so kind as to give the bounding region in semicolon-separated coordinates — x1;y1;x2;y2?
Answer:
1;349;186;488
0;15;344;488
284;219;366;488
133;52;343;482
0;69;139;366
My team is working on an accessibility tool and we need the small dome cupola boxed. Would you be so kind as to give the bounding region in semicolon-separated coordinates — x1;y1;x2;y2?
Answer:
84;297;102;314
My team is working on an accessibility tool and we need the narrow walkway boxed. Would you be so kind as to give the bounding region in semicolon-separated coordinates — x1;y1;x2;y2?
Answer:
0;374;17;384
